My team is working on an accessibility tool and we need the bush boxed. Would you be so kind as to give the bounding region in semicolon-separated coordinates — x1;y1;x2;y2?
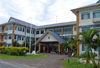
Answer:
0;47;28;56
79;52;97;58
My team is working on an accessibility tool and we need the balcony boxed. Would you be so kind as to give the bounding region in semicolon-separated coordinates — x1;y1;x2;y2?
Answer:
0;32;7;35
0;41;6;44
93;18;100;23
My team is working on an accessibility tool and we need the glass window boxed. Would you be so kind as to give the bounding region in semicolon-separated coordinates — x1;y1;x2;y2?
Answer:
47;28;53;31
15;25;18;30
93;10;100;18
5;35;7;40
17;35;21;40
27;28;30;33
26;37;30;41
82;45;87;51
63;26;72;34
9;34;12;39
22;27;24;32
5;26;8;31
54;27;61;35
81;26;90;31
36;31;39;34
22;36;24;41
9;24;12;30
31;29;34;34
81;12;90;20
14;35;17;40
0;27;1;32
74;26;76;31
40;30;44;34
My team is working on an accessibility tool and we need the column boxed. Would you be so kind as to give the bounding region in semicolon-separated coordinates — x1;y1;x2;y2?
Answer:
24;26;26;42
39;42;41;53
53;27;54;32
61;27;63;38
76;11;79;55
58;43;61;53
11;24;15;46
72;25;73;36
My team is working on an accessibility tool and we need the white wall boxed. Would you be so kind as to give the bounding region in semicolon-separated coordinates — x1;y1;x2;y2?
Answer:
41;33;57;42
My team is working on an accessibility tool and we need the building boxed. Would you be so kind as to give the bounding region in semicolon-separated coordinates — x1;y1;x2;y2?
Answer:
71;0;100;54
0;0;100;54
0;17;76;53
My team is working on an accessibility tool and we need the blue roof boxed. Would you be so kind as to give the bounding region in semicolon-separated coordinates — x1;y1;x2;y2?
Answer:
8;17;36;27
48;31;65;43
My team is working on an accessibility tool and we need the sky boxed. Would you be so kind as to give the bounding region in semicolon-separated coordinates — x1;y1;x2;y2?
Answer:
0;0;98;25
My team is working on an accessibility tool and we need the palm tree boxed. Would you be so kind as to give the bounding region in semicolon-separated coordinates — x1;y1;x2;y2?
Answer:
79;29;99;68
62;36;78;55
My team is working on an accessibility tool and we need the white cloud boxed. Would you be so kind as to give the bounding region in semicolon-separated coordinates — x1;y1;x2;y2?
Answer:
0;0;98;25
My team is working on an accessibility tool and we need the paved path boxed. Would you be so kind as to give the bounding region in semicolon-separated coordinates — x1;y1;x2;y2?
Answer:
0;54;66;68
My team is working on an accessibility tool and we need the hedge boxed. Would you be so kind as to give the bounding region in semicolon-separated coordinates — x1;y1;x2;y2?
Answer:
0;46;28;56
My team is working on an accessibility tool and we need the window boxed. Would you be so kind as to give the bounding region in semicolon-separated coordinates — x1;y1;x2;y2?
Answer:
31;29;34;34
82;45;87;51
9;35;12;39
93;10;100;18
26;37;30;41
14;35;17;40
22;36;24;41
41;30;44;34
15;25;18;30
0;27;1;32
36;31;39;34
17;35;21;40
81;26;90;31
63;26;72;34
5;35;7;40
9;24;12;30
74;26;76;31
27;28;30;33
47;28;53;31
54;27;61;35
5;26;8;31
81;12;90;20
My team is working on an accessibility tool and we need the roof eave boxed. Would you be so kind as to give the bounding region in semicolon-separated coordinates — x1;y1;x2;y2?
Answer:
71;3;100;15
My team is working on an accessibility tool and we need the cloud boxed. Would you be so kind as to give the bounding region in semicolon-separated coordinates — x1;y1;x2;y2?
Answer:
0;0;98;25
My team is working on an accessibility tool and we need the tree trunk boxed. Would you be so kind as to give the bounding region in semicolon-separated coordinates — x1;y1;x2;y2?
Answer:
90;48;97;68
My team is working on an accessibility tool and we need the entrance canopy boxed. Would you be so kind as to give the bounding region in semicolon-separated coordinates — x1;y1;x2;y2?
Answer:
36;31;65;44
36;31;65;53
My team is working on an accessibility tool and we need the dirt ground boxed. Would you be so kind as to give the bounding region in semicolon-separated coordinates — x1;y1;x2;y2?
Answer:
0;54;66;68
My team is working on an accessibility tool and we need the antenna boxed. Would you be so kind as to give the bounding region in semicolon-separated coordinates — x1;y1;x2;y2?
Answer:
56;16;57;23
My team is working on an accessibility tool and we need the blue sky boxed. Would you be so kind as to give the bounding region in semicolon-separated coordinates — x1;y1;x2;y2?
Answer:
0;0;98;25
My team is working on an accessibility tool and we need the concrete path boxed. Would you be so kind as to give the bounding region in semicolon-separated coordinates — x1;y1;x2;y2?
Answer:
0;54;66;68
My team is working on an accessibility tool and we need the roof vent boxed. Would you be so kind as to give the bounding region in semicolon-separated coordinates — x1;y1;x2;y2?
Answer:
97;0;100;3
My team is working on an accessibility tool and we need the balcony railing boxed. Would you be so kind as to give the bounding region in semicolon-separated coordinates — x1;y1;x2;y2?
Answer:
93;18;100;23
0;32;7;35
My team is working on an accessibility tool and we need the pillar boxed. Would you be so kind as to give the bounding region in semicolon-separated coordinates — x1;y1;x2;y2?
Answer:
11;23;15;46
61;27;63;38
58;43;61;53
24;26;26;42
39;43;41;53
76;11;79;55
72;25;73;36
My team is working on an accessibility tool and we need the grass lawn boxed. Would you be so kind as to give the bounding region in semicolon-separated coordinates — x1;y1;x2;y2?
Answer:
0;54;47;59
61;58;94;68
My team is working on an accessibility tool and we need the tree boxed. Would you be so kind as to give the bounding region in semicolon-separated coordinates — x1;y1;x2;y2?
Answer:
62;36;78;55
79;29;99;68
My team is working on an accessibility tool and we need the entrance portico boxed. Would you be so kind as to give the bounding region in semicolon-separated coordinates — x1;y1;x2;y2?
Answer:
37;31;65;53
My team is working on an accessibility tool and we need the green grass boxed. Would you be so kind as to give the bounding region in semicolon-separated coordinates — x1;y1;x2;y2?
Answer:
0;54;47;59
61;58;94;68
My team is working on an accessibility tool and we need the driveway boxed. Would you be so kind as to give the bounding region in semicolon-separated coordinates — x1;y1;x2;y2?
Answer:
0;54;66;68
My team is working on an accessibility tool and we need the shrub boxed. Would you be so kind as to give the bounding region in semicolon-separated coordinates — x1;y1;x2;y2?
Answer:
0;47;28;56
79;52;97;58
